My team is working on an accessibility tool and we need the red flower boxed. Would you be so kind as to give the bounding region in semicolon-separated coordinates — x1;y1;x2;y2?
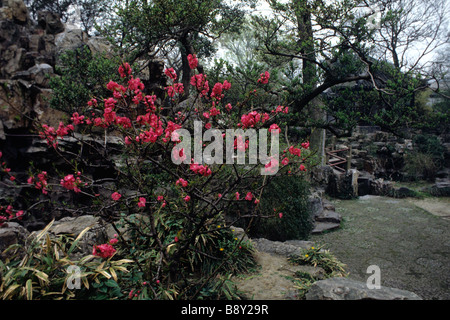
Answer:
211;82;223;100
60;174;82;193
257;71;270;84
118;62;132;78
93;243;116;259
111;192;122;201
245;192;253;201
187;54;198;70
223;80;231;91
164;68;177;80
176;178;188;187
269;123;280;134
184;195;191;202
138;197;146;208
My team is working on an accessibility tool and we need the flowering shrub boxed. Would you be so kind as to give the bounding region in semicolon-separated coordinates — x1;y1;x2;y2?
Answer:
0;57;312;299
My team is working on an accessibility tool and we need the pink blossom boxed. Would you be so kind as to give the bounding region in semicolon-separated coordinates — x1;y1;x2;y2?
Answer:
164;68;177;80
119;62;132;78
71;112;85;125
235;192;240;200
157;195;164;202
190;74;209;97
269;124;280;134
138;197;146;208
187;54;198;70
223;80;231;91
60;174;82;193
176;178;188;187
257;71;270;84
211;82;223;100
111;192;122;201
184;195;191;202
245;192;253;201
289;146;301;157
93;243;116;259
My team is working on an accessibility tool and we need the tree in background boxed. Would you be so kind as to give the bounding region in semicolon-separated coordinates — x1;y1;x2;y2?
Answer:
99;0;255;100
215;0;448;152
24;0;109;35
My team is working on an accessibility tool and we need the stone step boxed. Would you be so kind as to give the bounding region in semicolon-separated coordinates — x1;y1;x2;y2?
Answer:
315;209;342;224
311;222;340;234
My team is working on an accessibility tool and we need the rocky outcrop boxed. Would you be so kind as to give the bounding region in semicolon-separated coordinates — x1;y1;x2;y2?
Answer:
305;277;422;300
0;0;111;137
0;221;29;259
311;198;342;234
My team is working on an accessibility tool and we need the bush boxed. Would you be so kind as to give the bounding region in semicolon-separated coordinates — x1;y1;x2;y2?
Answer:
247;175;313;241
0;220;132;300
412;134;445;166
49;46;122;114
1;56;312;299
403;152;439;182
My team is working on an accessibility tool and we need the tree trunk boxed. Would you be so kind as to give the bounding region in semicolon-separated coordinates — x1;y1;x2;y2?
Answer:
294;0;326;164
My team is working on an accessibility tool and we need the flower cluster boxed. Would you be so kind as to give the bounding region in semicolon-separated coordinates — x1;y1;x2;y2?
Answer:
176;178;188;187
190;74;209;97
27;171;49;195
257;71;270;84
190;162;212;177
60;172;84;193
187;54;198;70
119;62;132;78
240;111;270;129
0;205;24;227
39;122;74;147
92;243;116;259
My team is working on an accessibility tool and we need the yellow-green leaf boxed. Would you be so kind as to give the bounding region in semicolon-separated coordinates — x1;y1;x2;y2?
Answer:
35;219;55;242
25;279;33;300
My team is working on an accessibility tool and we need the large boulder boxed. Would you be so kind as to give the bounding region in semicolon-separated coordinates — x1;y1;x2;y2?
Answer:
37;11;64;35
305;277;422;300
0;222;29;259
326;169;359;199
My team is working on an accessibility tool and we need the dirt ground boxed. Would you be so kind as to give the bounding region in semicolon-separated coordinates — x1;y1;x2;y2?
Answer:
234;195;450;300
312;196;450;300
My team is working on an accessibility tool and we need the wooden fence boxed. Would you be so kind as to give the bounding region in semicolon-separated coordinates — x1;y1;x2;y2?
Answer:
326;146;352;173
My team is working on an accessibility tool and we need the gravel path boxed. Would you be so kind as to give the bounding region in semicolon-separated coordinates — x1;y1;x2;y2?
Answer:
311;196;450;300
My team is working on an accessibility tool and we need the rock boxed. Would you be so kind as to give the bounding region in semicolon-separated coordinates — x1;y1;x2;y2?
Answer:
54;28;88;57
310;165;334;187
428;179;450;197
231;226;249;242
6;0;29;24
315;209;341;224
326;169;359;199
37;11;64;35
251;238;314;257
311;222;340;234
308;191;323;219
33;215;118;256
322;199;335;211
305;277;422;300
390;187;417;198
0;222;29;259
28;63;53;86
